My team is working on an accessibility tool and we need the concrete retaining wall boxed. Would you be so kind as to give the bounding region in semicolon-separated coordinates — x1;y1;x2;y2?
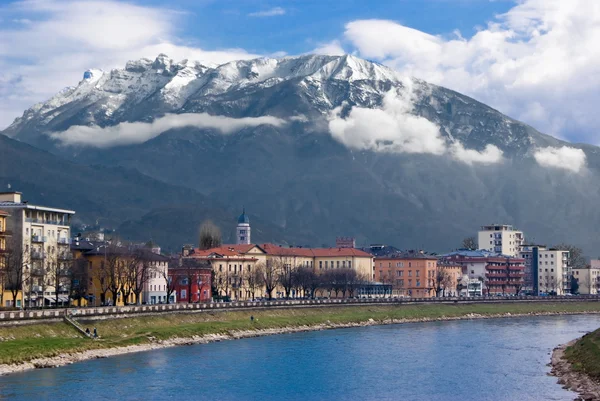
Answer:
1;295;599;323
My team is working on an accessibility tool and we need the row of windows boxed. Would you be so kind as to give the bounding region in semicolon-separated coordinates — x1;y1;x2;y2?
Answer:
319;261;352;269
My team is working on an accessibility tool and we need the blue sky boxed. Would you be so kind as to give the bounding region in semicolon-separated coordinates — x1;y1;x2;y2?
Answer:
1;0;599;149
145;0;514;55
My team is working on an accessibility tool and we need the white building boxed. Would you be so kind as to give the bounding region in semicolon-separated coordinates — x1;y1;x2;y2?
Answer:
536;248;570;295
141;251;170;304
574;261;600;295
0;192;75;307
236;209;251;245
459;275;483;297
478;224;524;257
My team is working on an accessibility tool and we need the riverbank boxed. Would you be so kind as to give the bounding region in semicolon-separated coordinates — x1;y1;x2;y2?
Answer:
551;328;600;401
2;302;600;377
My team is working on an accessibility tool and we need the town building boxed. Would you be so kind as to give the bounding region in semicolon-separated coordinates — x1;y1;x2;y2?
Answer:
236;209;251;245
0;210;12;307
169;258;212;303
573;260;600;295
439;250;526;295
0;192;75;307
140;249;170;304
478;224;524;257
519;245;571;295
184;241;374;300
373;250;438;297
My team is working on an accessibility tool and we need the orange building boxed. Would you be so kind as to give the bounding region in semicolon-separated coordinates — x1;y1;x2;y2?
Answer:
374;250;438;297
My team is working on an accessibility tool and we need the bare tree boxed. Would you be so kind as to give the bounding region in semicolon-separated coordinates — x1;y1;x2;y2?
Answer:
553;243;586;269
163;258;179;304
243;264;261;300
199;220;222;250
433;267;452;297
3;237;29;308
278;258;296;298
47;248;72;307
258;261;279;300
69;257;89;306
462;237;477;250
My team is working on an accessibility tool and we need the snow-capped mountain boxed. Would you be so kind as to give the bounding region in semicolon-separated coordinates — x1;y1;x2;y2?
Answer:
2;54;600;253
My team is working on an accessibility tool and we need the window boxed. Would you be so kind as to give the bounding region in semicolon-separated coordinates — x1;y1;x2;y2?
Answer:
408;271;412;277
416;270;420;277
348;261;351;269
337;261;340;268
319;261;323;269
416;280;421;287
409;262;412;268
325;261;328;268
342;261;346;268
181;289;187;299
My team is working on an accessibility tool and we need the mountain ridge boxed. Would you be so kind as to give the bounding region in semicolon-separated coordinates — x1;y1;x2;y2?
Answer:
2;54;600;254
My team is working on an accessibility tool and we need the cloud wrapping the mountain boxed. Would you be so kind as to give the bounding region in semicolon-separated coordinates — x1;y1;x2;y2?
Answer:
533;146;587;173
340;0;600;144
51;113;286;148
0;0;261;129
328;89;446;155
450;143;504;166
328;88;503;165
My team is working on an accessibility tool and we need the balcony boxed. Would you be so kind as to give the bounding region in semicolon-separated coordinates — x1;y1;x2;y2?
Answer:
509;272;525;278
486;273;506;278
31;251;45;259
58;253;72;261
57;238;70;245
31;285;42;292
26;218;69;226
31;235;46;243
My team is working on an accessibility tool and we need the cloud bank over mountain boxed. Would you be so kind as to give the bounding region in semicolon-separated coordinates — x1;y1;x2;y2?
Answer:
533;146;587;173
328;89;503;165
337;0;600;145
51;113;286;147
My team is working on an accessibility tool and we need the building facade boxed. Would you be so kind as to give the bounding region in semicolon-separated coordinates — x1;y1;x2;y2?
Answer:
439;250;526;295
141;250;170;304
520;246;570;295
0;192;74;307
169;258;212;303
0;210;13;307
184;243;374;300
574;261;600;295
478;224;524;257
373;251;438;298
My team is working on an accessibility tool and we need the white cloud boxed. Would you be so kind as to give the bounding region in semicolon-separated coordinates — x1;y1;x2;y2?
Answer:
312;40;345;56
248;7;285;17
0;0;262;129
338;1;600;144
450;143;504;165
327;86;504;165
51;113;287;148
533;146;587;173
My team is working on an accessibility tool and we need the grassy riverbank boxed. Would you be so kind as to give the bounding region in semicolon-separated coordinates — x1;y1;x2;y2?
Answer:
1;302;600;366
564;327;600;382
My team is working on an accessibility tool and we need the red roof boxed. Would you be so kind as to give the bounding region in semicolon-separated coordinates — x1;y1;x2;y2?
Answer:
0;210;9;216
261;243;372;258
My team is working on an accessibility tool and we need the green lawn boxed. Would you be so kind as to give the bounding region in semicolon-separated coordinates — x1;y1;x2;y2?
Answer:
1;302;599;365
564;327;600;381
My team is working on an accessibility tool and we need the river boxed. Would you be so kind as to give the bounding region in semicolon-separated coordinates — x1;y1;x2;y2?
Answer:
0;315;598;400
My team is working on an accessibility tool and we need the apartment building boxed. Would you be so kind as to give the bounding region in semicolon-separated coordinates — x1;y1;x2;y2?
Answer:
573;260;600;295
519;245;571;295
439;250;526;295
0;192;74;307
0;211;12;306
478;224;524;257
373;251;438;297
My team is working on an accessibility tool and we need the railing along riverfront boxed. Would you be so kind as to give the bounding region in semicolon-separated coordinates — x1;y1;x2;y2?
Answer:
0;295;599;323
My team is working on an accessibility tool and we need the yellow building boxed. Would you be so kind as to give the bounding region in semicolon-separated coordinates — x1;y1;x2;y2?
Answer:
0;210;21;307
185;243;374;300
71;240;136;306
0;192;74;308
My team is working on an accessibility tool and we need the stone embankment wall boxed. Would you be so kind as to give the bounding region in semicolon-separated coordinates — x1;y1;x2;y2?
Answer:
0;295;599;325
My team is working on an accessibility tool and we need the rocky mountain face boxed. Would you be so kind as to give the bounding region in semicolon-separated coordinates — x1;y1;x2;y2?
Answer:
3;54;600;254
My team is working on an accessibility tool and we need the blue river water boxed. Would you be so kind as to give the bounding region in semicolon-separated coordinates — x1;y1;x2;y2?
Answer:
0;315;598;401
